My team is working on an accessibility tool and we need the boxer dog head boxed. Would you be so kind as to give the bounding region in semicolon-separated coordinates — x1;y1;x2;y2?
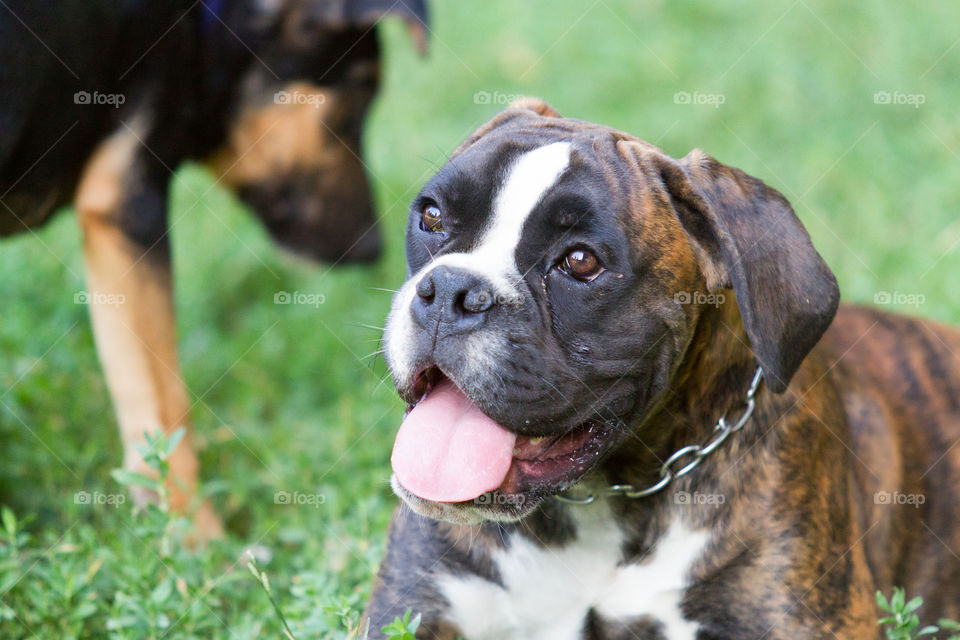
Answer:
384;98;839;524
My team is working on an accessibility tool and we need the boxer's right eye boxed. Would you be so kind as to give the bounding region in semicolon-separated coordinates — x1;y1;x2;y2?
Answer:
560;248;604;282
420;203;444;233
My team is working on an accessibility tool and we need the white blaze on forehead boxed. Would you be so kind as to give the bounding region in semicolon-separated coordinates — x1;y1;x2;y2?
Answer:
475;140;572;284
383;141;571;385
420;140;573;294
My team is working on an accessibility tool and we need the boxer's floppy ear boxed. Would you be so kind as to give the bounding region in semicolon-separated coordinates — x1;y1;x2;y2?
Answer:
506;97;562;118
452;97;562;157
662;150;840;393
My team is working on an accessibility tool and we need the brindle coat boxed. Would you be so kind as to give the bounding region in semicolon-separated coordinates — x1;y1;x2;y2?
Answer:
365;100;960;639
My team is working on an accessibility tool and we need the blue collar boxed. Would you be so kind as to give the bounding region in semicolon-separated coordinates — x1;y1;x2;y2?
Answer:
201;0;226;34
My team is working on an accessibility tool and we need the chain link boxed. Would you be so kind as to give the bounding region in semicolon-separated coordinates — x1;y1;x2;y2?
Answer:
555;366;763;505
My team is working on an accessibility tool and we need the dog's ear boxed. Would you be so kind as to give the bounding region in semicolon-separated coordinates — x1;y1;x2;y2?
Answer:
506;97;562;118
658;149;840;393
266;0;429;53
343;0;429;53
452;97;561;157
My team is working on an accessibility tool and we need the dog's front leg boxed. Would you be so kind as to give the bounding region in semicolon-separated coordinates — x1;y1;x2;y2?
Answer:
75;128;222;540
364;507;464;639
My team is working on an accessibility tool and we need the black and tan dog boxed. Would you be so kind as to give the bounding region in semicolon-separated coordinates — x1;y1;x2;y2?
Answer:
365;99;960;638
0;0;425;536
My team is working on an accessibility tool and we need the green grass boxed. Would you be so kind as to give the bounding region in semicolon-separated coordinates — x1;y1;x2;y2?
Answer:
2;1;960;637
877;588;960;640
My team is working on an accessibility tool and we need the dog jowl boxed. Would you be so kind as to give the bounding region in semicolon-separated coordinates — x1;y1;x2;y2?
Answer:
367;99;960;638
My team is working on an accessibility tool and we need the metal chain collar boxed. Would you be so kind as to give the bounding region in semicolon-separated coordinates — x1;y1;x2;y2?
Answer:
555;366;764;505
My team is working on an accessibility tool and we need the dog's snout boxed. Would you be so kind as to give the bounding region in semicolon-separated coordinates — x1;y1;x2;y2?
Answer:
415;272;436;300
412;266;495;333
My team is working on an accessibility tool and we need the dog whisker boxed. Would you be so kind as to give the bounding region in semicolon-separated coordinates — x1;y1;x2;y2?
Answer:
372;370;395;396
354;323;386;332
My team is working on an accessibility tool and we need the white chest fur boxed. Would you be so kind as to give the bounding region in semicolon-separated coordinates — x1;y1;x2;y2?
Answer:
437;506;709;640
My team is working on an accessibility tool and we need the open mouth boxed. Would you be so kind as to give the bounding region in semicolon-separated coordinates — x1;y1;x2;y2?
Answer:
391;366;617;508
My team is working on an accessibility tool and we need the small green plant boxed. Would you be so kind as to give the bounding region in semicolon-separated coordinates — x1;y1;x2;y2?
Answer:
877;588;960;640
245;552;421;640
247;553;297;640
110;427;185;511
380;608;421;640
110;427;189;559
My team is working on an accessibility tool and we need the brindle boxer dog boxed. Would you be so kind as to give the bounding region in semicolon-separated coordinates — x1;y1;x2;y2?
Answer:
0;0;425;538
364;98;960;639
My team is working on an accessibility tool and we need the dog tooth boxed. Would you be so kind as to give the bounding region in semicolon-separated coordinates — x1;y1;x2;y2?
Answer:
528;437;544;445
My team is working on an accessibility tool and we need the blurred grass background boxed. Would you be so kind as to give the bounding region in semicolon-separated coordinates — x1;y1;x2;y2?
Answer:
1;1;958;637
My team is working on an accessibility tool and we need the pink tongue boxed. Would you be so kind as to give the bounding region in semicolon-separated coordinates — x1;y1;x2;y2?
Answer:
392;379;517;503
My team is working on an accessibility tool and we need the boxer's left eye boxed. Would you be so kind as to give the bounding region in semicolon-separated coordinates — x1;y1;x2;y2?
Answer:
420;203;444;233
561;248;604;282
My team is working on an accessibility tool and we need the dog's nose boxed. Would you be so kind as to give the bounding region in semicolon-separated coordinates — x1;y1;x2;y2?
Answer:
412;265;495;333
